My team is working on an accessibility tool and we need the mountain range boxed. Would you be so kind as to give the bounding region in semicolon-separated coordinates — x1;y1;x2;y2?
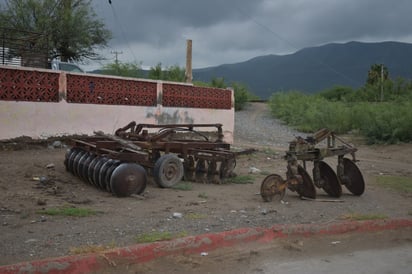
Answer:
192;41;412;99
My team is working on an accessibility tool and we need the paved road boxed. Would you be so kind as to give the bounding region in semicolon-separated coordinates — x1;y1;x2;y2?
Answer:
254;245;412;274
128;228;412;274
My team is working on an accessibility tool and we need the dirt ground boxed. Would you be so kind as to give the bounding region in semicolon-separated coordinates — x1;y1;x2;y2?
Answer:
0;107;412;266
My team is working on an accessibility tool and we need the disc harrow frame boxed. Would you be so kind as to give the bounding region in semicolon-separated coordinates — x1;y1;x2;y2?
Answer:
261;128;365;202
65;122;238;196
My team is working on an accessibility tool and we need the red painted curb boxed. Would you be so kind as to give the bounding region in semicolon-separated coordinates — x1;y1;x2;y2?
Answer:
1;218;411;274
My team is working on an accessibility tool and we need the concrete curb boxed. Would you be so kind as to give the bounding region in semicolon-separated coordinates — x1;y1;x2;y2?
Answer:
1;218;411;274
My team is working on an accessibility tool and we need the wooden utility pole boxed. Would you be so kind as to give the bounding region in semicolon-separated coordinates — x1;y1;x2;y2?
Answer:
380;64;384;102
185;39;192;83
111;50;123;64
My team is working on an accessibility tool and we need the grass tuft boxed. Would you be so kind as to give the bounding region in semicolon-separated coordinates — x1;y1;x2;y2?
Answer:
69;242;117;255
376;176;412;193
135;231;188;243
172;182;193;190
186;213;207;220
227;175;255;184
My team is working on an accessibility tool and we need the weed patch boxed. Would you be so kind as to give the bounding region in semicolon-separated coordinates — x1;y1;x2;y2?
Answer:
341;213;387;221
376;175;412;193
172;182;193;191
135;231;188;243
69;242;117;255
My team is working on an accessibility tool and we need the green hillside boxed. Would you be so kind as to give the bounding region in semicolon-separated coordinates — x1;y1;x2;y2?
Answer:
193;41;412;99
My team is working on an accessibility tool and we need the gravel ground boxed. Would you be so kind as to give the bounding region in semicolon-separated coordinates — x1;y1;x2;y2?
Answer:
234;102;303;148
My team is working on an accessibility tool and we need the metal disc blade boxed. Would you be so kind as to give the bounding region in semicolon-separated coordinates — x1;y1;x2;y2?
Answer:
342;158;365;196
98;159;114;190
110;163;147;197
87;156;100;186
81;154;96;183
105;160;120;192
93;157;108;189
260;174;286;202
64;148;76;171
67;148;82;173
319;161;342;198
72;150;86;177
76;152;90;180
297;165;317;199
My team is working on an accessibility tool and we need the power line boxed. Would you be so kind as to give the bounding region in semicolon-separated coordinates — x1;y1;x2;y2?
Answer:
108;2;139;63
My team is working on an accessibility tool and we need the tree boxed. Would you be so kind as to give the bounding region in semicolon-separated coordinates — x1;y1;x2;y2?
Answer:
367;64;389;85
101;61;142;78
0;0;111;62
164;65;185;82
365;64;390;101
208;77;256;111
148;63;164;80
147;63;186;82
210;77;226;88
231;82;250;111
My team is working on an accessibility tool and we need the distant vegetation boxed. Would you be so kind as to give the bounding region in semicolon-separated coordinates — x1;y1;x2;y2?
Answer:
269;64;412;144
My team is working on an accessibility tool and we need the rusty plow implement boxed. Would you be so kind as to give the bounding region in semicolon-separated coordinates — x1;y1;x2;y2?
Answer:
260;128;365;202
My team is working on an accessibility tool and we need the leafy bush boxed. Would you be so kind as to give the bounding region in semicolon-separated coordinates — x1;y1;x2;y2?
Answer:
269;91;412;143
319;86;356;102
196;78;258;111
231;82;251;111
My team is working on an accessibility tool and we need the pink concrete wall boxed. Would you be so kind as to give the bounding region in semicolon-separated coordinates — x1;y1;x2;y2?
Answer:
0;66;234;142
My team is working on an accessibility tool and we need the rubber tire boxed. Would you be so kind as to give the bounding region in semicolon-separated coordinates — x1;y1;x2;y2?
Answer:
153;154;184;188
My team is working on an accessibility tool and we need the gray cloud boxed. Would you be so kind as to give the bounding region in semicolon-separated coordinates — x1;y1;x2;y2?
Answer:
89;0;412;69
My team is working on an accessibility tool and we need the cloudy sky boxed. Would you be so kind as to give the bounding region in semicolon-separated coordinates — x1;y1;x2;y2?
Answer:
89;0;412;70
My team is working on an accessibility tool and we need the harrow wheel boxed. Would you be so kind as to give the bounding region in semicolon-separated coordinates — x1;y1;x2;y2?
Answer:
318;161;342;198
341;158;365;196
154;154;184;188
110;163;147;197
260;174;286;202
296;165;317;199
